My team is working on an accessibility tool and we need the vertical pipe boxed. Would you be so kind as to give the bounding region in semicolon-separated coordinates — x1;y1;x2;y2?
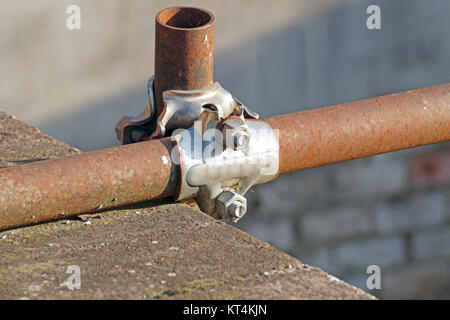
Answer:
154;6;215;117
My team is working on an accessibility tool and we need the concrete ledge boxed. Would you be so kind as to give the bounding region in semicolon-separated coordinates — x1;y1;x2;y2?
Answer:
0;110;374;300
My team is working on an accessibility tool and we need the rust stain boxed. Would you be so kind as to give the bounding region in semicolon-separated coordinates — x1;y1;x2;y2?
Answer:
154;7;215;117
265;83;450;174
0;138;179;230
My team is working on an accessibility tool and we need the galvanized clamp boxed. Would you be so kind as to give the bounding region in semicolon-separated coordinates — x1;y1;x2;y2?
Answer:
116;77;279;222
173;114;279;222
115;76;258;144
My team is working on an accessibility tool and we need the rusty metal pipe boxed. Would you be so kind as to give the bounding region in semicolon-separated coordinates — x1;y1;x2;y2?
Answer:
2;6;447;231
265;83;450;174
0;84;449;230
0;138;178;230
154;6;215;117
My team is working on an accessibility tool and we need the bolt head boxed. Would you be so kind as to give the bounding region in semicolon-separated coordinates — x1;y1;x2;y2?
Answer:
231;130;250;150
227;201;246;219
215;190;247;222
221;120;251;151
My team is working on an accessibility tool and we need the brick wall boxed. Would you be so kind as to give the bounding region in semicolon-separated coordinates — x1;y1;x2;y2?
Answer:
239;145;450;299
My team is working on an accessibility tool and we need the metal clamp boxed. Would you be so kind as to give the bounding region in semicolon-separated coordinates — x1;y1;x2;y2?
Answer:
173;112;279;222
116;76;279;222
115;76;259;144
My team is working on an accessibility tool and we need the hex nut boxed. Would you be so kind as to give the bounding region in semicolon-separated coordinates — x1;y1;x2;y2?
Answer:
215;190;247;222
221;120;251;150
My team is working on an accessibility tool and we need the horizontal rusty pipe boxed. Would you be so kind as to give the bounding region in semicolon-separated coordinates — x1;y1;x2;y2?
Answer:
0;138;178;230
0;83;449;230
265;83;450;174
154;6;215;118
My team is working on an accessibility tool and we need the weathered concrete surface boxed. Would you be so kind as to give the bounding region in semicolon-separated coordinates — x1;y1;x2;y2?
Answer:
0;111;375;299
0;111;80;167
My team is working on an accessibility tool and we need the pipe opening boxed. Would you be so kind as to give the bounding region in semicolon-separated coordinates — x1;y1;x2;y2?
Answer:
157;7;213;29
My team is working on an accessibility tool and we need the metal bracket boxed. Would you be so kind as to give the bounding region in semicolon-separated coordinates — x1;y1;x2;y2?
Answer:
115;76;259;144
115;76;157;145
173;112;279;222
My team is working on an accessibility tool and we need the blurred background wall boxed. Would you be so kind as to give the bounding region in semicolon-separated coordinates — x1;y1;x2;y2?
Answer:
1;0;449;299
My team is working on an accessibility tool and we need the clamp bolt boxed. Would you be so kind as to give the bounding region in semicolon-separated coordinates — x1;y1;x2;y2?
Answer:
232;129;250;150
215;190;248;222
227;201;247;219
222;120;251;151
